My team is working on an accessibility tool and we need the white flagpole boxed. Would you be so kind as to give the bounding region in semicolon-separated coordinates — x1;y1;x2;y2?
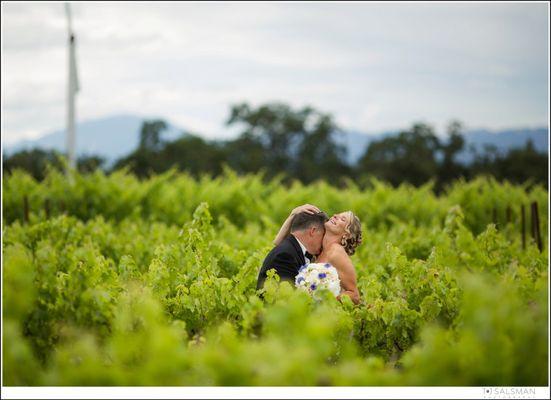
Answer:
65;2;79;174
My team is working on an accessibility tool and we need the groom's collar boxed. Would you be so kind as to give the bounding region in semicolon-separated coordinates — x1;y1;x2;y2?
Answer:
292;234;308;258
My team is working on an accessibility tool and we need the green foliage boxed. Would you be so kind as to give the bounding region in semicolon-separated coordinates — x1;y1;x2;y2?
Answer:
400;271;548;385
4;108;547;191
111;102;350;183
2;170;548;386
225;102;350;183
469;139;548;187
2;149;105;181
358;123;442;187
356;121;547;191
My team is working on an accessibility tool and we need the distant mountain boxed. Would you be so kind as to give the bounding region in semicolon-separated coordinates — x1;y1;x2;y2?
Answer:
3;114;548;166
3;114;185;166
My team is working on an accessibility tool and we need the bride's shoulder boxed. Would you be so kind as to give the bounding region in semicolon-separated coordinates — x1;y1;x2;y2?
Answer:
326;243;348;260
325;244;354;274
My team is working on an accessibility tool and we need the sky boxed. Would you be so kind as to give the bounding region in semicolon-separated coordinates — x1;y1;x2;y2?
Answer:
1;1;549;145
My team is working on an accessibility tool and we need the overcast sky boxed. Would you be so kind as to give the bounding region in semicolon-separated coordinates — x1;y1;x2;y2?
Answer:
1;1;549;145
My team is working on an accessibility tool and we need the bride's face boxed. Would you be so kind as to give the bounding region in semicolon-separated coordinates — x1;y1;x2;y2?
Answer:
325;212;351;236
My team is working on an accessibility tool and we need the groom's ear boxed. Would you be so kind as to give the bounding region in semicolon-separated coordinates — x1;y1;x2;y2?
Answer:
314;226;324;237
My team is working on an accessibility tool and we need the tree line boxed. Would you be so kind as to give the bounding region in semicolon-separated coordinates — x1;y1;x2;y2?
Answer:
3;102;548;191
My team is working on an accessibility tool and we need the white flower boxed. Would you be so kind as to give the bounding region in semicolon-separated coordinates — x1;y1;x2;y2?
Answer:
295;262;341;298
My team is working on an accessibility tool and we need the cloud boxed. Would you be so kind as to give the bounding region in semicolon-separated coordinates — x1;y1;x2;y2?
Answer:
1;2;548;145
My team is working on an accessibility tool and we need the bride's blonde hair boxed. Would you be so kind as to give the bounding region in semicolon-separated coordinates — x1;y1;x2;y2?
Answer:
341;211;362;255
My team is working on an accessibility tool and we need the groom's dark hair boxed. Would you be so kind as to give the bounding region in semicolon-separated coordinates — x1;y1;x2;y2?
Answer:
290;211;328;233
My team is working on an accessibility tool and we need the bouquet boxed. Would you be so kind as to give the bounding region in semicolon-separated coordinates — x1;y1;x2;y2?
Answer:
295;263;341;298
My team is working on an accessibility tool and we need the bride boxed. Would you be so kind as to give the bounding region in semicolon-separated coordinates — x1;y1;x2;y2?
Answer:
273;204;362;305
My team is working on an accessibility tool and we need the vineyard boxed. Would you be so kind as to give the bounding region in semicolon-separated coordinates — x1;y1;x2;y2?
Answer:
2;167;549;386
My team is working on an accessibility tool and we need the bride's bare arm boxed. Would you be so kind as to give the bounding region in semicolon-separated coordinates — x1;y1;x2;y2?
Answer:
273;204;321;246
328;247;360;305
273;214;294;246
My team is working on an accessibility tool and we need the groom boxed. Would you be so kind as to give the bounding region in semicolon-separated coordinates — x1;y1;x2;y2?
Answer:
256;211;328;290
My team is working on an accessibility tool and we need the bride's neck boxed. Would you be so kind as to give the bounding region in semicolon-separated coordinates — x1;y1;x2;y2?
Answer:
322;231;341;249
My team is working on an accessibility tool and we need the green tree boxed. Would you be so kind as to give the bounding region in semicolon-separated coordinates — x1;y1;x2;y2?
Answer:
226;102;349;182
357;123;441;186
436;120;467;190
162;134;225;176
3;149;64;180
295;113;350;183
3;149;105;180
77;155;105;174
470;140;548;187
139;120;167;152
226;102;308;176
498;139;548;186
113;120;169;177
221;133;266;175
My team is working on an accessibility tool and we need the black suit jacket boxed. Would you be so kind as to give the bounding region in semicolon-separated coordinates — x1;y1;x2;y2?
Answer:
256;235;307;290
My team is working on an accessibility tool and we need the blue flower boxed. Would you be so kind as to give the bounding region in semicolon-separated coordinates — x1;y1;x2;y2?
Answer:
318;273;327;279
296;277;305;284
324;263;331;268
299;265;307;272
310;284;317;290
